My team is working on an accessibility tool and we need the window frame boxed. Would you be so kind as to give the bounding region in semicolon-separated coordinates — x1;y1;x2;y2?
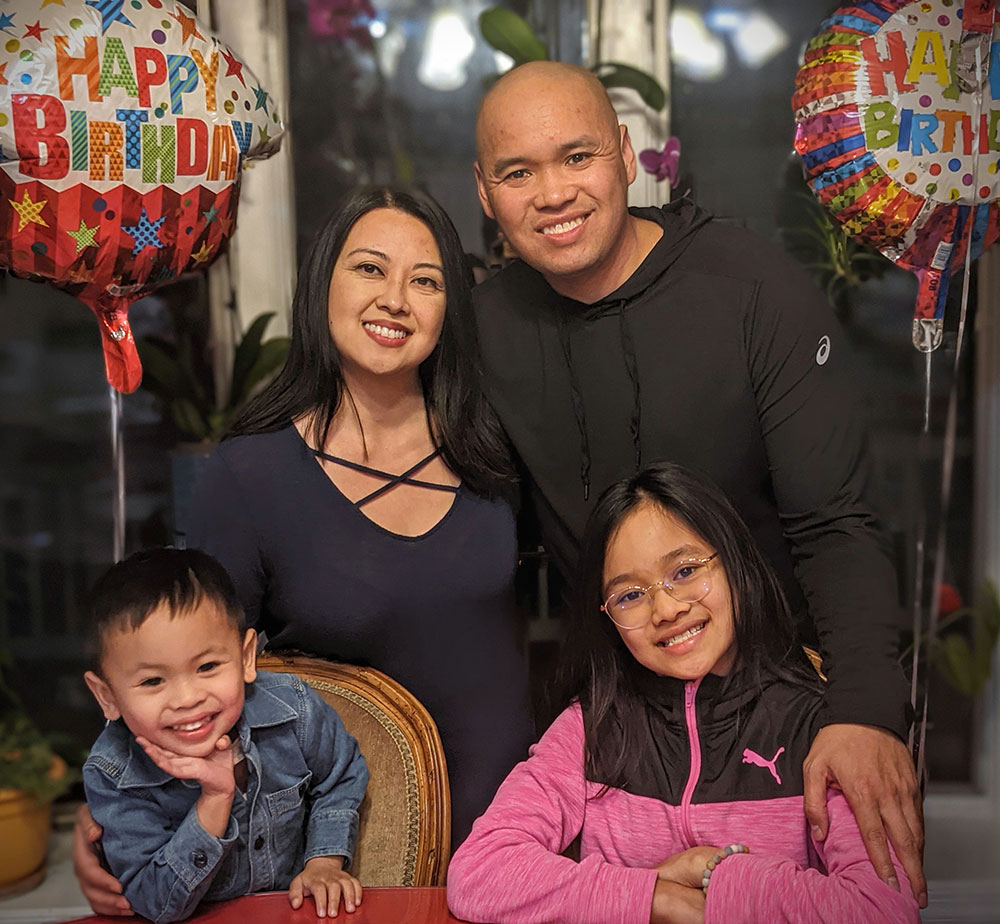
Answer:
925;246;1000;823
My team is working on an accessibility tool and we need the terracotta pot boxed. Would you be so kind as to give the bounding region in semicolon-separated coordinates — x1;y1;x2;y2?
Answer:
0;788;50;890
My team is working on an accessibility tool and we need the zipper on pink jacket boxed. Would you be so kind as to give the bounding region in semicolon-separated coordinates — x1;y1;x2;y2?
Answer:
680;678;703;846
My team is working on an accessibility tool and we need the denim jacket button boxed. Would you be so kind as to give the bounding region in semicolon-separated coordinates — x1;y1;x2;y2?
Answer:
191;850;208;868
254;835;265;850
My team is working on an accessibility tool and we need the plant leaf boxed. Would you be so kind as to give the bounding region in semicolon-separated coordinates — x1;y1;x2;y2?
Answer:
135;338;184;401
230;312;276;406
593;62;666;111
935;633;978;697
175;333;210;410
393;145;415;185
171;397;210;442
0;715;76;802
206;409;229;442
240;338;290;400
479;7;548;65
970;582;1000;687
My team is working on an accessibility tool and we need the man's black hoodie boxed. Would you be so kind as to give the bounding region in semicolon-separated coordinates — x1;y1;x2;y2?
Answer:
472;200;909;738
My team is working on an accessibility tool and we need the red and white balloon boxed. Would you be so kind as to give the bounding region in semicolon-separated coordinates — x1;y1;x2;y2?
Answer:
0;0;284;391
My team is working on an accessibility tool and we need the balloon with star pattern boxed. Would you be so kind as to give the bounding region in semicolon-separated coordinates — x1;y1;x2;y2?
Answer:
0;0;284;391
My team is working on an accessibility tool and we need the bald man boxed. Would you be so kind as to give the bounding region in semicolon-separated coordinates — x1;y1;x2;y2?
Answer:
471;61;925;906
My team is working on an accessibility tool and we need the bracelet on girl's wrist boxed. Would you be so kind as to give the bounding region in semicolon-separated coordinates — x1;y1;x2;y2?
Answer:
701;844;750;893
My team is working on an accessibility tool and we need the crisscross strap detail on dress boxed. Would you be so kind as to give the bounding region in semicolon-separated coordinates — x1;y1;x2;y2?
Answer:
311;447;459;508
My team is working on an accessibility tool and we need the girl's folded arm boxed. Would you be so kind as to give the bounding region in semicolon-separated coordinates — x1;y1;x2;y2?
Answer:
703;791;920;924
447;705;658;924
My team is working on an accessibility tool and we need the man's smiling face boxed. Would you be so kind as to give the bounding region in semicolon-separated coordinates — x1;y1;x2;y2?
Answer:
474;63;638;303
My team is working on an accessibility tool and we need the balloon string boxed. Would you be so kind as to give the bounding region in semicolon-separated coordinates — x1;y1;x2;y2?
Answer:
110;385;126;563
913;40;984;782
908;354;931;757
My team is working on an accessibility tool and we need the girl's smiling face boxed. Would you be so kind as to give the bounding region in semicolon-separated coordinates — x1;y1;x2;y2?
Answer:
602;502;737;680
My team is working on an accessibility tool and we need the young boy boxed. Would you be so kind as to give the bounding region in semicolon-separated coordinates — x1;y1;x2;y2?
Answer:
82;548;369;923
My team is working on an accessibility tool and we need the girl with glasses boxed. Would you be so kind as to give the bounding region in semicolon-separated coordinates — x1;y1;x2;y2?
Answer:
448;462;918;924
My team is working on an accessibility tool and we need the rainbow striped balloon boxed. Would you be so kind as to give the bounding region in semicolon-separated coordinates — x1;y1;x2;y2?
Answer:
793;0;999;349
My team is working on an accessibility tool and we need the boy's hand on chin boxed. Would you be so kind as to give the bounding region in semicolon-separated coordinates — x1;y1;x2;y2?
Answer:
289;856;362;918
135;734;236;796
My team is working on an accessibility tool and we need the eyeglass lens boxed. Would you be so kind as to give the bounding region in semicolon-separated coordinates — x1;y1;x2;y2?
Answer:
604;559;713;629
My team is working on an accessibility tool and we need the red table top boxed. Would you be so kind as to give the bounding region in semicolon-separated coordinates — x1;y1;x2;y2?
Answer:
56;888;467;924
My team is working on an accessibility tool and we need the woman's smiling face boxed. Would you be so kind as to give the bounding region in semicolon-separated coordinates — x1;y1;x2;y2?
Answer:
602;502;737;680
326;207;447;385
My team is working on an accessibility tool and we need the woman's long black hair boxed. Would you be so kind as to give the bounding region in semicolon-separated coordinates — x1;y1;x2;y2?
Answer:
229;185;516;499
557;462;821;788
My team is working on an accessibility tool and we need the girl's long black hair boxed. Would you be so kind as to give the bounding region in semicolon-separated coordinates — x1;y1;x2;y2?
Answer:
557;462;821;789
229;185;516;499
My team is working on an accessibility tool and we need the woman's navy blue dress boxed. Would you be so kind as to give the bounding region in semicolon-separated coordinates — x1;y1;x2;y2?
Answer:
187;425;534;846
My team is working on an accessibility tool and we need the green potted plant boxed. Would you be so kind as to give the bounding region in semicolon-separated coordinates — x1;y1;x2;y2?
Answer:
136;310;290;543
0;653;75;895
917;582;1000;699
137;310;290;446
779;191;892;321
898;580;999;773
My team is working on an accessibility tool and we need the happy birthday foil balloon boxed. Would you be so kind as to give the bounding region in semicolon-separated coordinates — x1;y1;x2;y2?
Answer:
793;0;999;351
0;0;284;391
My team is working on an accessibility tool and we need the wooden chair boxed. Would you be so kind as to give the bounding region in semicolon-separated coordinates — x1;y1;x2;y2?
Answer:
255;651;450;887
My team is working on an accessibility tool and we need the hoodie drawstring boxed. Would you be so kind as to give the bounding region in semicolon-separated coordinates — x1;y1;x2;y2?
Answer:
558;300;642;502
619;303;643;472
558;322;592;501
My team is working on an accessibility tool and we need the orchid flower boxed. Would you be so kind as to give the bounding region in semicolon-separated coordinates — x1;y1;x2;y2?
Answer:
639;137;681;187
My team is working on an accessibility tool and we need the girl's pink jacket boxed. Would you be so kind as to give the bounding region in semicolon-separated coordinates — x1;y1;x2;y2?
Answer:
447;702;919;924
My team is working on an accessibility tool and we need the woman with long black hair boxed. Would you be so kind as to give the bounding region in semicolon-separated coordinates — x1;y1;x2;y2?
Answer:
188;186;533;848
74;186;534;913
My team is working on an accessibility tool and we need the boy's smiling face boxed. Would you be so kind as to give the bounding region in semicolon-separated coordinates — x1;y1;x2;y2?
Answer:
85;600;257;758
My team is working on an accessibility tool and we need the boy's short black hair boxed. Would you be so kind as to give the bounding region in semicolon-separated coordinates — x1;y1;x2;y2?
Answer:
84;547;246;673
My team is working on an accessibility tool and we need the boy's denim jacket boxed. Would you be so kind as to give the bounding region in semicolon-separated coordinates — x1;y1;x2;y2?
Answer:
83;670;369;924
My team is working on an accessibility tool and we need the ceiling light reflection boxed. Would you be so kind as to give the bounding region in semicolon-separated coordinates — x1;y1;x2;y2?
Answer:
705;8;741;32
732;11;789;68
670;9;727;81
417;9;476;91
493;50;514;74
374;20;405;79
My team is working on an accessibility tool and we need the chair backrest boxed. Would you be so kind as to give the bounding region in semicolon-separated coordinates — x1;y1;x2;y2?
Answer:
255;651;451;887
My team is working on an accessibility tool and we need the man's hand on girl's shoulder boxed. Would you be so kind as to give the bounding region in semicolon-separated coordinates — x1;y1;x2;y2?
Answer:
803;723;926;908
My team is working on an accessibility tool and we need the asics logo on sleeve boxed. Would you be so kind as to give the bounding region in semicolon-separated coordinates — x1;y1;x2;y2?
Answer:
816;335;831;365
742;746;785;785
